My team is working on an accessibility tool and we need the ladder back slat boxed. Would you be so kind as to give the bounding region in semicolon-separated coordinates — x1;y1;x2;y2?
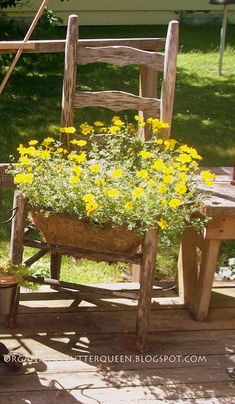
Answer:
77;46;164;70
74;91;160;115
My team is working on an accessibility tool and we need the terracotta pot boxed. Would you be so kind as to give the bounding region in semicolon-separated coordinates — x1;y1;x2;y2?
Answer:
0;276;18;315
29;210;142;257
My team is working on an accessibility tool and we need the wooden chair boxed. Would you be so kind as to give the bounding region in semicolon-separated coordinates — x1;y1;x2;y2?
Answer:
10;15;178;350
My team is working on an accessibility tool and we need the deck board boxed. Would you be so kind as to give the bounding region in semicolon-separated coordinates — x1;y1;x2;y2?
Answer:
0;285;235;402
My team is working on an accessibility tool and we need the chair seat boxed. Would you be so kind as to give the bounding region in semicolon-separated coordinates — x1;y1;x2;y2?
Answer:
209;0;235;5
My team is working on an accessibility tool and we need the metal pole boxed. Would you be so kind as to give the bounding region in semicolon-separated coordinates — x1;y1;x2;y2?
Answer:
218;4;228;76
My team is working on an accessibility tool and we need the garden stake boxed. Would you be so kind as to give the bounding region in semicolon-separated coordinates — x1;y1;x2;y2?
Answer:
0;0;48;95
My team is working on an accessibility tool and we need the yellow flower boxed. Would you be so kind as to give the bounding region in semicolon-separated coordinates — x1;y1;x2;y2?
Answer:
160;198;167;205
163;167;173;175
134;114;143;121
178;164;189;172
56;165;64;172
155;138;164;145
151;160;166;170
36;164;42;172
69;176;80;185
111;168;123;178
159;121;170;129
19;156;31;165
60;127;76;134
42;137;54;146
94;121;104;127
72;166;83;176
69;152;86;163
79;122;93;135
158;184;167;194
179;173;188;182
179;145;202;160
178;153;192;164
17;145;36;156
109;125;120;135
86;200;98;216
106;189;119;198
169;198;181;209
201;170;215;187
95;178;105;186
83;194;95;203
38;150;51;160
111;116;124;127
175;182;187;195
133;187;144;198
28;140;38;146
148;179;156;188
90;164;101;173
14;173;33;184
173;162;181;169
189;148;202;160
164;139;177;150
124;201;134;211
163;175;173;184
179;144;191;153
136;169;148;179
139;150;152;159
147;118;169;132
70;139;87;147
157;218;169;230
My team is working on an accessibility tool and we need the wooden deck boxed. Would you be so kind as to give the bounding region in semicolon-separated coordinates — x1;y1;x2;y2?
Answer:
0;283;235;403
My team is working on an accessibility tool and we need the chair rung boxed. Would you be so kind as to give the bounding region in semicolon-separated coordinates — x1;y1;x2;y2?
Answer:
74;90;160;115
77;46;164;70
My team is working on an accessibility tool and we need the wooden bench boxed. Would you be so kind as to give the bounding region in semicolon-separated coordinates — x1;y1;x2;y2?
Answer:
178;167;235;320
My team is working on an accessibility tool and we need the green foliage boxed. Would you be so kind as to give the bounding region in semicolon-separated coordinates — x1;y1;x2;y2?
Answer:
0;258;38;289
8;117;213;240
0;0;22;9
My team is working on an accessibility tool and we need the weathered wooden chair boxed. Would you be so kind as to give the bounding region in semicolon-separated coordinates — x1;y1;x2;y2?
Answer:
10;15;178;350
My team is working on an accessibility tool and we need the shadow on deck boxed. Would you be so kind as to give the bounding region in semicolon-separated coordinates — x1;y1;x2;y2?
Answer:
0;283;235;403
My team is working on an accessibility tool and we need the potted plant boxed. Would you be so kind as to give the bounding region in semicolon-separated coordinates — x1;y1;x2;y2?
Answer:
0;258;37;326
8;115;215;255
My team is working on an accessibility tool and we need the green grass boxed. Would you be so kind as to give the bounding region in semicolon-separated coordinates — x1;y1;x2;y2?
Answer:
0;24;235;281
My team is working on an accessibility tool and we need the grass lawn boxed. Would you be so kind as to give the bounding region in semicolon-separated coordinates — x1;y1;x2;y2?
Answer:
0;23;235;282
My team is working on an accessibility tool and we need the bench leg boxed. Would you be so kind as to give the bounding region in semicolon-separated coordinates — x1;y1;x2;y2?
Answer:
178;227;221;321
136;228;158;351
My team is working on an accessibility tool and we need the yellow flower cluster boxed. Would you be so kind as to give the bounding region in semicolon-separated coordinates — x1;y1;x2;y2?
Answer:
10;116;214;235
82;194;99;216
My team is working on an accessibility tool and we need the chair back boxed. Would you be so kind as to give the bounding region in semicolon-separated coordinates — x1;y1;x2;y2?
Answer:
61;15;179;144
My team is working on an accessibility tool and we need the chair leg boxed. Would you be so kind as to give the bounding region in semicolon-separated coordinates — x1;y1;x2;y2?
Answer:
10;191;26;265
136;228;158;351
50;252;62;280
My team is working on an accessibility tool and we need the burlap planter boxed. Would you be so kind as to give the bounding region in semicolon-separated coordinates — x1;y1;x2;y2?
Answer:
29;210;142;257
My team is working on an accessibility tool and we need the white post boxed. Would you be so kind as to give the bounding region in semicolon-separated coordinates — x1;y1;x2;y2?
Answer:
218;4;228;76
